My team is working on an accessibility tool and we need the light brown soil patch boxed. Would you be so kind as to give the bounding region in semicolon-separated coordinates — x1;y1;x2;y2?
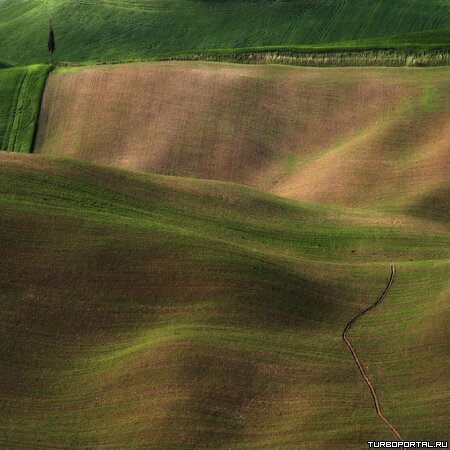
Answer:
35;62;449;213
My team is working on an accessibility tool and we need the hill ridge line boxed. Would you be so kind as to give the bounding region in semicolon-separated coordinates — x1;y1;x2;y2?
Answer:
342;265;403;441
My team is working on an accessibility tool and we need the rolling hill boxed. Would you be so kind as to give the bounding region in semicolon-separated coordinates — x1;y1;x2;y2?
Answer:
1;0;449;446
0;0;449;65
0;153;449;448
35;62;450;217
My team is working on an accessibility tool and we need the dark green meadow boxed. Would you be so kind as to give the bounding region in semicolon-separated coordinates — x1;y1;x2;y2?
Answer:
0;153;449;448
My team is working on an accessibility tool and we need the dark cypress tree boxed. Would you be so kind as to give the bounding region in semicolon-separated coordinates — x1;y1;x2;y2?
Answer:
48;19;56;64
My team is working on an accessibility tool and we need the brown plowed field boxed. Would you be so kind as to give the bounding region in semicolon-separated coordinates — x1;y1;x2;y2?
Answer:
35;62;450;212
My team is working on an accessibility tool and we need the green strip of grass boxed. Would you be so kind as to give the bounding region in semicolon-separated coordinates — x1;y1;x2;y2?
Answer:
56;29;450;68
57;49;450;69
154;49;450;68
0;65;51;153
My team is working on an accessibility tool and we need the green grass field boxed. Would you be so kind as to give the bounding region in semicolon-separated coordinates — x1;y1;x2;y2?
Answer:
0;153;448;448
0;0;449;65
0;65;51;152
1;1;449;446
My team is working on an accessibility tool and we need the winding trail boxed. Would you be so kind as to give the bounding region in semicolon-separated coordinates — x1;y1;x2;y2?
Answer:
342;265;403;441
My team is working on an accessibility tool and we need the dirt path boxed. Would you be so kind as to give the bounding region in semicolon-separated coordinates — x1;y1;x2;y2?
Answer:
342;265;403;440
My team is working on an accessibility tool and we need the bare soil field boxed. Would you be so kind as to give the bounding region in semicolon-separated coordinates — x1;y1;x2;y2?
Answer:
35;62;449;216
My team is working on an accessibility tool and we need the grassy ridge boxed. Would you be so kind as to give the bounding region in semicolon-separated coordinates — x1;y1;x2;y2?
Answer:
35;62;450;216
0;153;449;448
0;0;449;65
0;65;51;152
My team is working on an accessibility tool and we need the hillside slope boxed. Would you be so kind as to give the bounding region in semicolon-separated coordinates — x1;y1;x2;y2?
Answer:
0;65;51;152
0;0;449;65
35;62;450;216
0;153;449;448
